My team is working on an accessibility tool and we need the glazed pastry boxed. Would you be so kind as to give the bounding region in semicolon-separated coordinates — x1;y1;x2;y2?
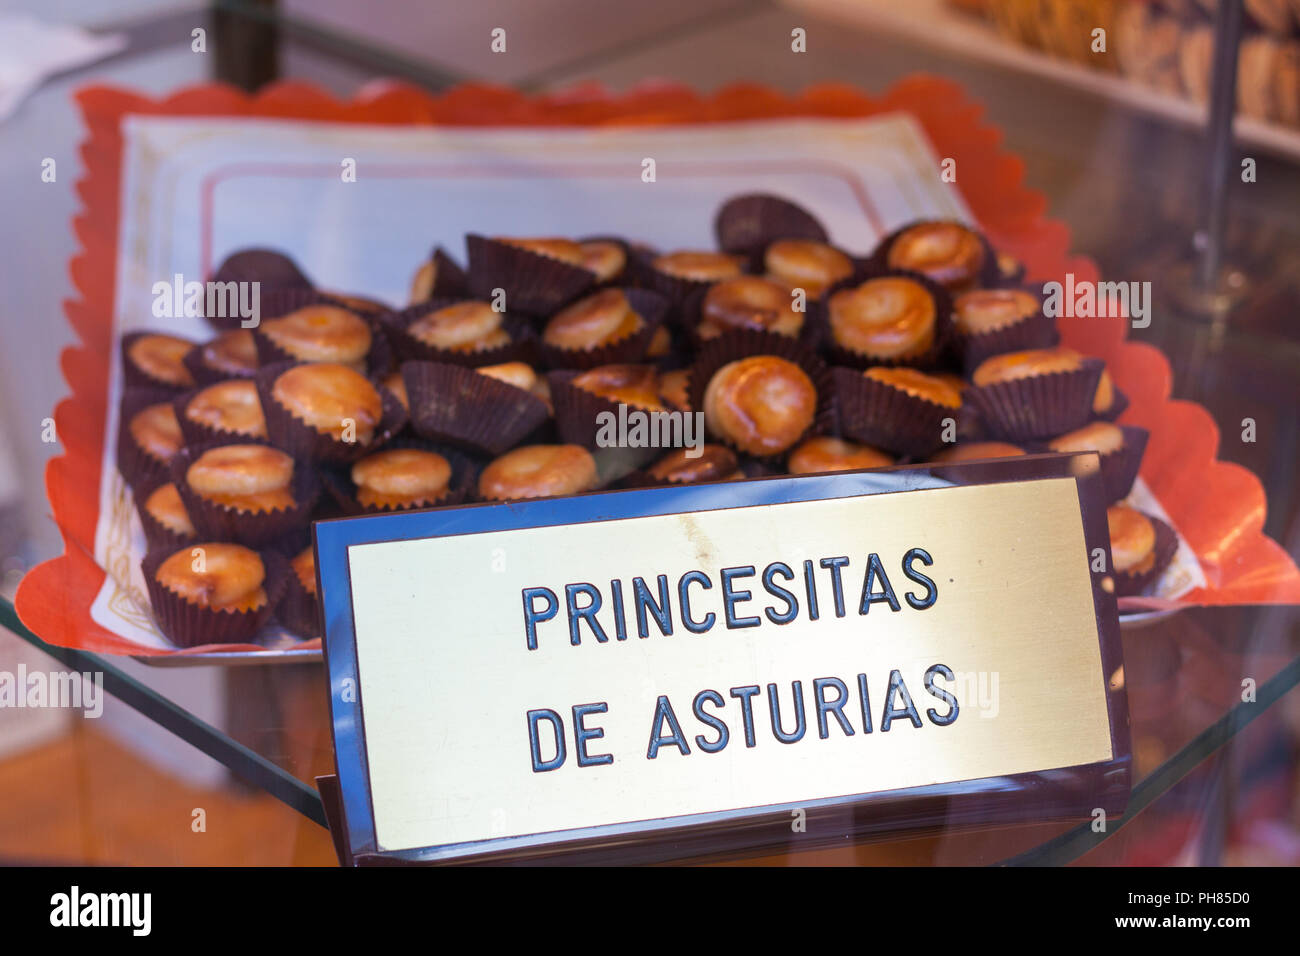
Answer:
478;444;599;501
185;444;297;513
651;251;745;282
763;239;853;298
931;441;1026;462
351;448;452;509
127;334;196;388
270;363;383;445
646;325;672;359
406;301;510;352
195;329;258;379
698;277;803;340
572;364;664;410
498;237;588;268
882;222;986;291
864;367;962;408
828;276;938;360
953;288;1041;335
142;483;196;539
154;542;268;612
1048;420;1147;501
971;347;1084;387
702;356;818;457
788;436;893;474
1047;421;1125;458
1107;504;1158;575
478;361;550;404
181;380;267;440
128;403;184;464
580;241;627;283
260;305;372;366
543;289;644;351
646;445;742;484
291;546;316;597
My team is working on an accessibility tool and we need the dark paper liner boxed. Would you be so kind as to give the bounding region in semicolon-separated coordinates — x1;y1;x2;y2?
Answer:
132;478;198;554
714;193;829;264
426;246;470;299
536;288;669;371
465;234;596;317
182;335;259;386
548;370;651;450
868;219;1001;291
964;358;1105;442
318;291;395;323
578;235;634;287
120;331;199;393
956;298;1061;375
141;547;289;649
1113;516;1178;598
402;360;550;456
1095;384;1130;422
989;251;1028;287
204;250;313;331
686;337;834;464
830;366;960;458
631;250;748;318
821;268;956;371
380;299;537;369
320;439;481;516
250;289;395;378
172;385;270;451
615;445;743;489
116;386;186;490
1100;425;1149;503
170;445;322;550
680;284;827;355
255;361;408;465
276;561;321;639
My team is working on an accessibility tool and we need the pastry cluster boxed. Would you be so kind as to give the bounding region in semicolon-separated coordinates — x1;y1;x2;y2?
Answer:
117;193;1171;647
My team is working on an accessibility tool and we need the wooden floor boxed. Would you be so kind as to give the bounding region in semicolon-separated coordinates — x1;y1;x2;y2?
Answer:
0;725;336;866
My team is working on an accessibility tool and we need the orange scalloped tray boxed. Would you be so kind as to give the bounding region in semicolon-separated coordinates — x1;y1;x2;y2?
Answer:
15;76;1300;657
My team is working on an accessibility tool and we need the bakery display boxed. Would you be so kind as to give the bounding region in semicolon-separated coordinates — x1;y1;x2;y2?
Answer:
112;190;1180;647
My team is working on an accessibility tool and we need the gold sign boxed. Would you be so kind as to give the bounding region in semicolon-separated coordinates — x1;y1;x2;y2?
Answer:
343;476;1113;855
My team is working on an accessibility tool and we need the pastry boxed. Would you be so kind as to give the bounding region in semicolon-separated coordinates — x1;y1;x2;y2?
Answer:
189;329;259;381
125;333;196;389
406;301;510;353
787;436;893;474
827;274;944;364
542;288;647;353
580;240;627;284
268;362;384;445
953;286;1057;371
179;379;267;443
659;369;691;412
644;445;743;484
967;347;1104;441
154;542;269;613
879;222;987;291
702;355;818;457
409;247;469;304
127;402;184;467
185;444;297;514
763;240;854;298
350;448;453;509
259;304;372;367
1047;421;1148;501
572;364;664;411
137;482;197;550
466;234;596;316
931;441;1026;462
832;366;961;458
1106;504;1176;596
652;251;746;283
478;444;599;501
402;360;550;457
697;277;804;340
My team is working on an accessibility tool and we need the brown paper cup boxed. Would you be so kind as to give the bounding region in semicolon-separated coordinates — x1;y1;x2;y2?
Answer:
182;335;260;386
172;386;271;451
402;360;550;456
537;288;669;371
120;332;199;393
714;193;830;265
133;479;198;554
679;284;827;356
320;439;481;516
466;234;597;317
142;546;289;648
868;220;1001;290
256;361;408;464
1096;384;1130;422
822;268;956;371
276;560;321;639
830;366;960;458
116;386;186;490
964;358;1105;442
687;337;833;464
170;445;321;551
204;250;313;331
250;289;395;378
956;298;1061;375
380;300;537;369
1113;516;1177;598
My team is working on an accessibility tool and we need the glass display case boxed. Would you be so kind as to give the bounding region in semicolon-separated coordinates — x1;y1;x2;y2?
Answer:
0;0;1297;871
